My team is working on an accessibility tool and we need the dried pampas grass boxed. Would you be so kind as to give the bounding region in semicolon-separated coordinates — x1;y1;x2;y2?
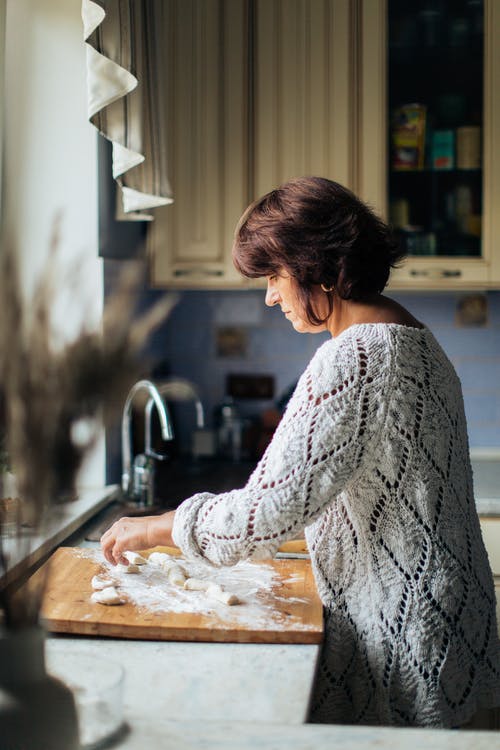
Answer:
0;222;176;627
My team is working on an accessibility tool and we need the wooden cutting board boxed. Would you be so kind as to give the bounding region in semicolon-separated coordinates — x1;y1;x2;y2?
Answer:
39;547;323;644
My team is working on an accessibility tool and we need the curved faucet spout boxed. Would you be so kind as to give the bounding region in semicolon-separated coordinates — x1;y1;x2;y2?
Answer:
121;379;174;496
144;397;174;456
155;377;205;429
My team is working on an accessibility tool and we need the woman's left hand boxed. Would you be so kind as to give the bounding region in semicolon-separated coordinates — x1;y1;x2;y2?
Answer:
100;510;176;565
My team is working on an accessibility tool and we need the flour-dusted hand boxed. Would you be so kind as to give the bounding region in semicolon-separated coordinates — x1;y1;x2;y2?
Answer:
100;511;176;565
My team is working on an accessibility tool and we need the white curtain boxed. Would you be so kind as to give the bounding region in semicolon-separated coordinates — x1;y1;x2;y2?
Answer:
82;0;173;220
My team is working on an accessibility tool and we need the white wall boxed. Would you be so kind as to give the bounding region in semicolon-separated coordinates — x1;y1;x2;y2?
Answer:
3;0;105;487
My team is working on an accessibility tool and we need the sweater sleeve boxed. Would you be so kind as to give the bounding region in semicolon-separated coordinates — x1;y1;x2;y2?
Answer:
172;336;388;565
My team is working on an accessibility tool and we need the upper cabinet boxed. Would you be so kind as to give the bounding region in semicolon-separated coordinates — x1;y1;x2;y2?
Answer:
253;0;352;197
150;0;352;289
151;0;500;290
150;0;248;288
360;0;500;289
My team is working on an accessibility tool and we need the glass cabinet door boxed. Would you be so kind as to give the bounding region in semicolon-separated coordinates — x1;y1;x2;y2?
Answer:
388;0;483;259
359;0;500;288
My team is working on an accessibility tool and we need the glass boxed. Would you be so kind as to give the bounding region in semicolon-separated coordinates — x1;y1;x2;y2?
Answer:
388;0;484;257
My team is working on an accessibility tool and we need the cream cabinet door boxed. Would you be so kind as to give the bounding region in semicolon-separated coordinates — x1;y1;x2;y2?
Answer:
253;0;353;199
151;0;356;289
150;0;249;288
480;518;500;576
480;518;500;635
359;0;500;290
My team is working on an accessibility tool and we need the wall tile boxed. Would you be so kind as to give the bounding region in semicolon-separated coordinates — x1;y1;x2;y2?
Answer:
105;259;500;454
454;358;500;392
466;423;500;448
431;328;500;358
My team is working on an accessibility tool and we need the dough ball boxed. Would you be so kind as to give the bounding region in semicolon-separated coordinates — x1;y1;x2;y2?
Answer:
206;583;240;606
123;550;148;565
90;587;124;605
167;564;187;587
184;578;210;592
147;552;173;569
91;575;115;591
117;563;140;574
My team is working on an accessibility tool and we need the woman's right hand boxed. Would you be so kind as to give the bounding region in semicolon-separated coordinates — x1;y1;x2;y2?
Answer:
100;510;176;565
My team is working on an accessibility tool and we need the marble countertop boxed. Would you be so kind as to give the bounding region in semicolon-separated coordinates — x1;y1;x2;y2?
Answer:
46;638;500;749
46;636;318;726
9;456;499;749
111;719;499;750
46;502;321;736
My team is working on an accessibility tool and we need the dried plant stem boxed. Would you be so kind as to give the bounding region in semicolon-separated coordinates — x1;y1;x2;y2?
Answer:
0;232;176;628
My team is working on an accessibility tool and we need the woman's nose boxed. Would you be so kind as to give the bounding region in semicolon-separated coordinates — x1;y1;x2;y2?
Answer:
265;284;280;307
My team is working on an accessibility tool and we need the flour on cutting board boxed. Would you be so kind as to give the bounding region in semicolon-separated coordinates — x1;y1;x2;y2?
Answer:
77;548;314;630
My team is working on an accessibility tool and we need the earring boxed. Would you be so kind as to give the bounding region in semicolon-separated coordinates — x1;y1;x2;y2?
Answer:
321;283;335;293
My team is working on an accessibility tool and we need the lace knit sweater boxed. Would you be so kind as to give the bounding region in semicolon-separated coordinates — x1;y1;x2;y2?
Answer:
173;324;500;727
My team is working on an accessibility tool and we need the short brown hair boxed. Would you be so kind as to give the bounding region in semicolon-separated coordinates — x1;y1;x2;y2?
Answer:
232;176;405;325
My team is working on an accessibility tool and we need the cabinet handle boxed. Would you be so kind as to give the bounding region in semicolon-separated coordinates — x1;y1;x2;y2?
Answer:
173;268;224;278
409;268;462;279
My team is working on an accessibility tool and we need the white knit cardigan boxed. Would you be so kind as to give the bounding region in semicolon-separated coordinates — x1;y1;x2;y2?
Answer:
173;324;500;727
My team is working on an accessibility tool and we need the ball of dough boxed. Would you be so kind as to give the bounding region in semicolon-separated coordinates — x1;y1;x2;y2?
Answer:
167;564;187;587
91;575;115;591
147;552;173;569
184;578;210;592
117;563;140;574
123;550;148;565
206;583;240;606
90;587;124;605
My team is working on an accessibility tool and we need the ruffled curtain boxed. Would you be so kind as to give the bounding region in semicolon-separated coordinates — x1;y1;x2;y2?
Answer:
82;0;173;220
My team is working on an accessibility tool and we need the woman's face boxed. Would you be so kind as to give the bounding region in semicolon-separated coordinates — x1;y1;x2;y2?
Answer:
264;269;329;333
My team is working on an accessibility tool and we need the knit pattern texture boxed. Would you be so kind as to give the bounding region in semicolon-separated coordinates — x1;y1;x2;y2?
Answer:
173;324;500;727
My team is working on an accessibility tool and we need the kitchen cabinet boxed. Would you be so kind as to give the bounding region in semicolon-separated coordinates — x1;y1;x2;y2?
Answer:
360;0;500;289
150;0;352;289
150;0;249;288
479;517;500;636
253;0;352;198
480;518;500;576
150;0;500;291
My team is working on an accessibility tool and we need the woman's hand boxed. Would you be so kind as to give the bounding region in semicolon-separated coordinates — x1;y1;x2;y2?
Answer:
100;510;176;565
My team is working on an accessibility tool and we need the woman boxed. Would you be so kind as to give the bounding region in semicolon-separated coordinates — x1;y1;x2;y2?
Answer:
102;177;500;728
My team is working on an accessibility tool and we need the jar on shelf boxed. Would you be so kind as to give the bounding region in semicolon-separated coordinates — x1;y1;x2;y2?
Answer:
456;126;481;169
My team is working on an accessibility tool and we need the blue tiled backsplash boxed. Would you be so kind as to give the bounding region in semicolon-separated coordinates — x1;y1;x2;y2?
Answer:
138;287;500;449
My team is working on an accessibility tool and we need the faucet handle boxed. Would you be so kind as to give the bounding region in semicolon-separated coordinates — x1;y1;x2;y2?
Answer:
131;450;167;507
145;448;168;462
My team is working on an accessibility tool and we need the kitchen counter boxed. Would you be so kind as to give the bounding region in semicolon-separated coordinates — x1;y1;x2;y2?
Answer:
46;636;318;726
46;512;321;725
45;637;500;749
42;491;322;731
15;455;500;748
88;718;500;750
471;454;500;516
0;485;119;588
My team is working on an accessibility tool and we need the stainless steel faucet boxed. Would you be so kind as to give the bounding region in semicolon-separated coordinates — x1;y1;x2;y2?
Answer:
121;379;174;506
144;378;205;462
145;378;205;431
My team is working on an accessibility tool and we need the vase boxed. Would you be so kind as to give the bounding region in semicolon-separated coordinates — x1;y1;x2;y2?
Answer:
0;625;80;750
